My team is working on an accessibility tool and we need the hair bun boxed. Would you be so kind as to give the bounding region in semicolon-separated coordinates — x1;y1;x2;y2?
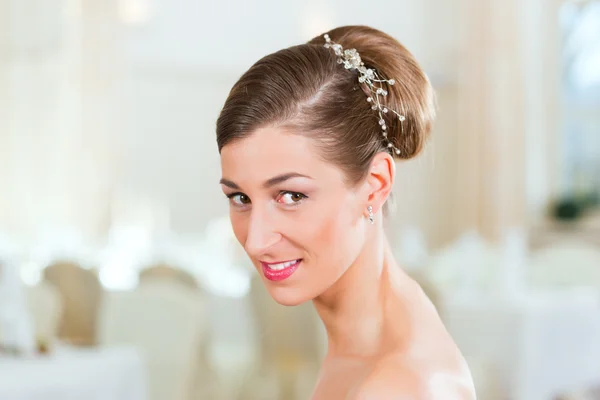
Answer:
309;25;436;159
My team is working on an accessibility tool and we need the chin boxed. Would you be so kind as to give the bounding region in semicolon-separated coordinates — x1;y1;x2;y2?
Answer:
266;285;313;307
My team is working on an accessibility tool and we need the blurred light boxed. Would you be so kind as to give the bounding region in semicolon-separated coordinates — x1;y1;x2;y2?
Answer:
106;225;152;254
196;216;252;297
98;265;139;291
202;267;251;299
118;0;152;25
19;262;43;287
562;1;600;89
30;226;93;268
97;225;154;290
0;232;19;263
397;226;428;270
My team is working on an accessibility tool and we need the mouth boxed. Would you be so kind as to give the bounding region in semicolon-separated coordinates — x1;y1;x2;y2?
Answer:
260;259;302;282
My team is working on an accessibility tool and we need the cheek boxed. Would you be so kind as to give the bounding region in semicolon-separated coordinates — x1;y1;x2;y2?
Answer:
306;200;363;265
229;211;248;246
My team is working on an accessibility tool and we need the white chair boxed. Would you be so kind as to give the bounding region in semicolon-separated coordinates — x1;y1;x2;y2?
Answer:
43;262;102;346
26;282;63;342
139;264;198;290
97;282;207;400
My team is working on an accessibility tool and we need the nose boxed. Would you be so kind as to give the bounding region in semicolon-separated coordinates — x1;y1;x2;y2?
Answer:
244;208;281;258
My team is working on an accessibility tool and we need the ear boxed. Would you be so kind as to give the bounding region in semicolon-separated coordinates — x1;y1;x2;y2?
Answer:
363;152;395;216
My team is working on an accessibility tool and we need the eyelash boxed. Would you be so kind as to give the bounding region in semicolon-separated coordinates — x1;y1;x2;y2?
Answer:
226;191;308;208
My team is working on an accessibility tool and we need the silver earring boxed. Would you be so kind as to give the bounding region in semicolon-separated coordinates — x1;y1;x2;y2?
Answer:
367;205;374;224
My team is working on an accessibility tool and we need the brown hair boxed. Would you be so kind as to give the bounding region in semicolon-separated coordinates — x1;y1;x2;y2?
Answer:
216;25;436;186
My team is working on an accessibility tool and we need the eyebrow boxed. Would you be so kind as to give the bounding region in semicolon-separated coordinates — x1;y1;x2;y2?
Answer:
219;172;312;190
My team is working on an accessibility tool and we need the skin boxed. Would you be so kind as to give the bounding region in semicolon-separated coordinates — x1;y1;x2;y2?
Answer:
219;126;476;399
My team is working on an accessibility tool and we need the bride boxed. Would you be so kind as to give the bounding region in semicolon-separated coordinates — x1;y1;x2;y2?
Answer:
216;25;475;399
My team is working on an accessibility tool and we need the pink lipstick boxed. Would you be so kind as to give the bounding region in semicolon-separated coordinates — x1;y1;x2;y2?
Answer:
261;259;302;281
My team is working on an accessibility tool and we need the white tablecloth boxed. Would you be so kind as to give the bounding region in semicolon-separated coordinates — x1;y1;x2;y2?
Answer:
0;345;148;400
442;290;600;400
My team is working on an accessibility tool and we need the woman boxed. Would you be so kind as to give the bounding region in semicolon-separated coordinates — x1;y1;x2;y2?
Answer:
216;25;475;399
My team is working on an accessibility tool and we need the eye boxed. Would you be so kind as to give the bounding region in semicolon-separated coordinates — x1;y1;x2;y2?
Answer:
227;193;251;206
276;191;307;205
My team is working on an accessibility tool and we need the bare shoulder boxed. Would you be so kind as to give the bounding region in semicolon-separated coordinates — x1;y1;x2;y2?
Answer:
350;358;425;400
351;357;476;400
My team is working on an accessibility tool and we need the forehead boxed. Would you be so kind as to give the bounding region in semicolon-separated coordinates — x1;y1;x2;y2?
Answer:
220;126;342;183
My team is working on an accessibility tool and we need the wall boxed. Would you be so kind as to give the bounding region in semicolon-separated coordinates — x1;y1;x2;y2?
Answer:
1;0;563;250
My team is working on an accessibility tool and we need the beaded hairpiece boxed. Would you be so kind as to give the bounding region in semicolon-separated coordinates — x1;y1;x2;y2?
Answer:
323;34;405;155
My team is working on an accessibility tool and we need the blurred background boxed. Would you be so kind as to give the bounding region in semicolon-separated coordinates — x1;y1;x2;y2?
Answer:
0;0;599;399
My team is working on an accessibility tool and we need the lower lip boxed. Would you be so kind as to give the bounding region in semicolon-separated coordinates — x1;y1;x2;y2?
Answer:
261;259;301;281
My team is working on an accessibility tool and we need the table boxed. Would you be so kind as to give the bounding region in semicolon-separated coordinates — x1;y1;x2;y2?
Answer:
441;290;600;400
0;345;148;400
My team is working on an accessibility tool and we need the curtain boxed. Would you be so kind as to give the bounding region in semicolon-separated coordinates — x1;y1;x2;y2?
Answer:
0;0;122;247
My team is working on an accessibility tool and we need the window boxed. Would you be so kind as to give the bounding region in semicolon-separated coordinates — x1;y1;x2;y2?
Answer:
560;0;600;204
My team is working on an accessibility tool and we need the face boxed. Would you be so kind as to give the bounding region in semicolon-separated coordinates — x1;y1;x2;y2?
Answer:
219;126;370;306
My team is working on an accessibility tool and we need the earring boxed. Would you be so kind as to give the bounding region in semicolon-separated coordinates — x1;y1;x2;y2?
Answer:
367;205;374;224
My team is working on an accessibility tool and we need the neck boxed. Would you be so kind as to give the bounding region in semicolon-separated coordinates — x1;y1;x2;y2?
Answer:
312;226;414;359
